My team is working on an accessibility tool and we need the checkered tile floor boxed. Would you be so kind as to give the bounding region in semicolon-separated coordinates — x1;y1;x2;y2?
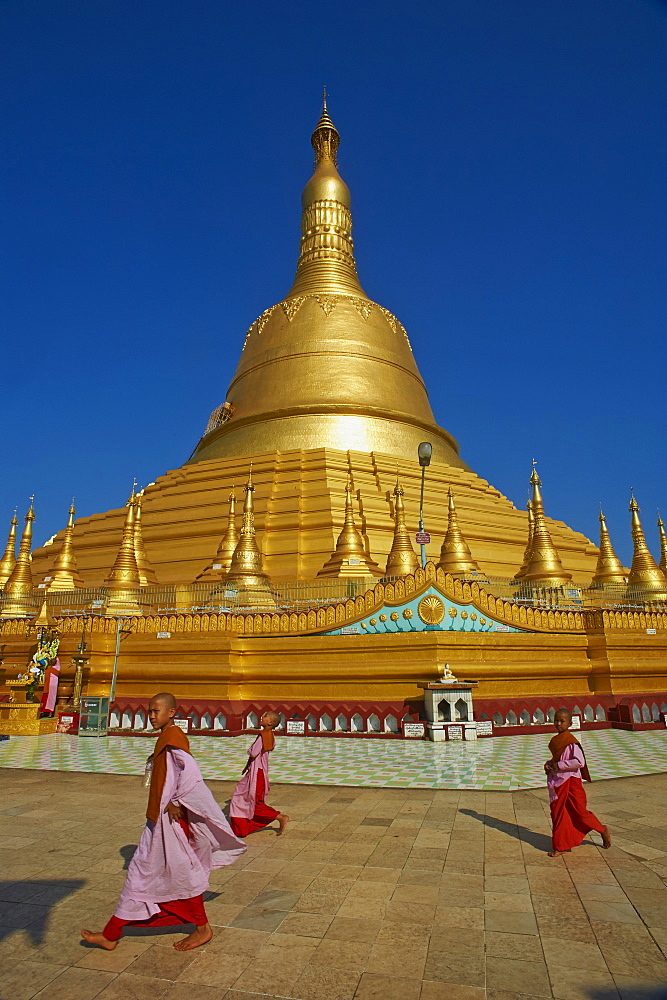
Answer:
0;729;666;790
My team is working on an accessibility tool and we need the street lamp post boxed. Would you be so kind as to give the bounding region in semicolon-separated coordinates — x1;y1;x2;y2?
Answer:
417;442;433;569
109;617;133;711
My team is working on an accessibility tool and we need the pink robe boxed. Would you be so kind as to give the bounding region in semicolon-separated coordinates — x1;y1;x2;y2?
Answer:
39;658;60;713
546;742;586;802
114;748;246;921
229;735;270;821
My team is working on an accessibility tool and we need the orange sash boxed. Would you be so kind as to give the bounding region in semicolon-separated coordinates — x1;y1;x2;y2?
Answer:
146;724;192;822
548;730;591;782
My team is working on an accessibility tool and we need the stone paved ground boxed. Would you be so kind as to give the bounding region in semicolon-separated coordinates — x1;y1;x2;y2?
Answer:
0;769;666;1000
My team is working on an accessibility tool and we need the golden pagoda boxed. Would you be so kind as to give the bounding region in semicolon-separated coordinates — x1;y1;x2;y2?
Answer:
437;489;481;577
42;501;85;592
134;490;159;587
1;500;36;617
590;509;626;587
384;478;419;578
195;490;238;583
224;469;274;604
102;488;142;614
627;495;667;601
658;514;667;574
0;510;18;588
318;474;383;579
521;465;572;587
513;500;533;581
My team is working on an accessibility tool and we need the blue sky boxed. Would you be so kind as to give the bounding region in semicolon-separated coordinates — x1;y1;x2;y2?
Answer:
1;0;665;566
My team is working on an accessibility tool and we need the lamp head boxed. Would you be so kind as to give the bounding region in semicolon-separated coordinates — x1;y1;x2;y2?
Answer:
418;442;433;468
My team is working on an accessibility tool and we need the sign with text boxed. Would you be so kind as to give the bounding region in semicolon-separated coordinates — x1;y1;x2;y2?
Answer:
446;725;463;740
415;532;431;544
173;718;190;733
475;721;493;737
402;722;426;738
570;715;581;730
157;632;171;639
286;720;306;735
646;628;657;635
341;626;359;635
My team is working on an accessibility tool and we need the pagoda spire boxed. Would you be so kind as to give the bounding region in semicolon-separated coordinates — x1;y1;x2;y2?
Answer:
521;464;571;586
196;489;239;583
385;477;418;578
226;469;272;597
43;500;85;591
657;512;667;574
318;474;383;579
102;486;142;614
288;96;363;297
591;509;626;587
626;494;667;600
1;499;36;617
437;489;481;577
514;500;534;581
0;510;18;588
134;489;159;587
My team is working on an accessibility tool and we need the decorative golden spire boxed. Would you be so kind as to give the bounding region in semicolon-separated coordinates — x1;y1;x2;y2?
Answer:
195;489;239;582
626;494;667;600
513;500;534;581
1;499;36;617
521;464;571;586
318;474;383;578
591;509;626;587
385;477;418;578
437;489;481;577
0;509;18;588
226;469;272;597
102;486;142;614
288;97;362;297
134;489;159;587
191;101;467;470
658;512;667;574
43;500;85;591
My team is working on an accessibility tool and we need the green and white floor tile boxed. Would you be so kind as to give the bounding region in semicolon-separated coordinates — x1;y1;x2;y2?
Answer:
0;729;666;790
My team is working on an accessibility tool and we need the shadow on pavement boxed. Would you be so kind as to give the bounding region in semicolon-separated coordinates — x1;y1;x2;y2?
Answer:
459;808;552;851
0;880;85;945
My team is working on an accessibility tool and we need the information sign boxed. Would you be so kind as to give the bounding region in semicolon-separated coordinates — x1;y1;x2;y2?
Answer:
157;631;171;639
570;715;581;730
494;623;511;632
646;628;657;635
286;720;306;735
415;532;431;544
341;626;359;635
173;719;190;733
475;720;493;736
447;726;463;740
402;722;426;738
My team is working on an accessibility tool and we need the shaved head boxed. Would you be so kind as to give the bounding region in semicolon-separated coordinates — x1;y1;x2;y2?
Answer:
555;708;572;723
262;710;281;728
150;692;177;710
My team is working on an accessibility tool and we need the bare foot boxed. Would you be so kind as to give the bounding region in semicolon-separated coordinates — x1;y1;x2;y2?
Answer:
81;929;117;950
277;813;290;836
547;849;571;857
173;923;212;951
601;826;612;849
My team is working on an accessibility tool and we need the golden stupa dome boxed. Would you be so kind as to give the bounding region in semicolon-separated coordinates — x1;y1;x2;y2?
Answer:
191;102;467;469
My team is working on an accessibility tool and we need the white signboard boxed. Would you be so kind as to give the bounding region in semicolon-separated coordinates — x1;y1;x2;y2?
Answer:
341;626;359;635
402;722;425;738
570;715;581;730
646;628;657;635
173;719;190;733
494;623;511;632
475;720;493;736
157;632;171;639
286;720;306;735
447;726;463;740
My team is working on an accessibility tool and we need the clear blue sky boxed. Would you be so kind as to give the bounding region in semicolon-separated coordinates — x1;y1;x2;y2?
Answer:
2;0;665;567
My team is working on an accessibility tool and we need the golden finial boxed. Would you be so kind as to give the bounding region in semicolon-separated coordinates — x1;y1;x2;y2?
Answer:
591;508;626;587
658;510;667;574
513;500;534;581
437;488;482;578
627;493;667;600
1;500;37;616
102;489;142;614
195;487;240;584
318;472;383;578
0;509;19;588
226;469;273;601
520;464;571;586
133;487;159;587
385;475;418;579
42;499;85;592
311;89;339;165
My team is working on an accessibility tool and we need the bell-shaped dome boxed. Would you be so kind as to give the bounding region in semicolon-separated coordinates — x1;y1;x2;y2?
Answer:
190;102;467;469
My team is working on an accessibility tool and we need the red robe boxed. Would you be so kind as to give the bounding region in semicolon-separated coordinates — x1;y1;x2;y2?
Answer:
547;731;605;852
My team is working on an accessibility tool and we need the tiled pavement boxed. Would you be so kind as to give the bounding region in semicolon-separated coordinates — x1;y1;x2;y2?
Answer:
1;729;667;790
1;770;667;999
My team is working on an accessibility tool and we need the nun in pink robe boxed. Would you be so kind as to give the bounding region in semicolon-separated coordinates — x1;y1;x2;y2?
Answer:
229;729;281;836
